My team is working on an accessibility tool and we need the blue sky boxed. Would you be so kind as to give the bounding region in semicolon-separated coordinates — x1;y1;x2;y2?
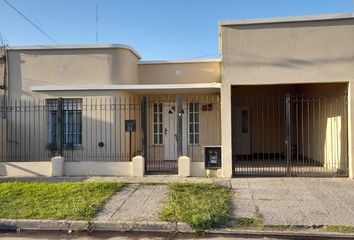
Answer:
0;0;353;60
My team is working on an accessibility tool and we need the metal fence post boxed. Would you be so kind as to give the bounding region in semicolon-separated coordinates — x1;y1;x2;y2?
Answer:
177;96;183;157
285;93;291;176
140;96;147;169
57;97;63;156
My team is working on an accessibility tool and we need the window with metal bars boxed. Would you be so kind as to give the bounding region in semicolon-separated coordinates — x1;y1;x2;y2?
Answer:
189;102;200;145
153;102;163;145
47;99;82;148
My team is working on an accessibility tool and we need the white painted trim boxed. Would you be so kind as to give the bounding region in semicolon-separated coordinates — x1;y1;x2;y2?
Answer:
31;83;221;92
6;44;142;59
219;12;354;26
138;59;221;64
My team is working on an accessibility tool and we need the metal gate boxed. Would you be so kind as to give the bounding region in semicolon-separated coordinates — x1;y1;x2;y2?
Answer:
232;93;348;177
141;96;182;173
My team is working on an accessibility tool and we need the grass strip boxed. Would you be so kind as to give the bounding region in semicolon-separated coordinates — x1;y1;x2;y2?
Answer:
324;225;354;233
160;182;232;231
233;217;307;231
0;182;124;220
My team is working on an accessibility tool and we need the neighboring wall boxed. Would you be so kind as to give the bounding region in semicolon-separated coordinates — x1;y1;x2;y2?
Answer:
221;16;354;178
221;18;354;85
7;47;140;100
138;61;221;84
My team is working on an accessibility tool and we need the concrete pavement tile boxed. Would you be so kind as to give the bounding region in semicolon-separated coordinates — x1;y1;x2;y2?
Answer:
232;200;256;219
327;212;354;226
280;210;312;226
307;213;333;225
110;185;169;221
252;189;292;201
233;189;253;200
230;178;250;190
94;184;138;221
261;212;287;225
247;178;284;189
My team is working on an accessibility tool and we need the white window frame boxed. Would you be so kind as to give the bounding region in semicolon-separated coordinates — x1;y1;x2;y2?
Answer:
188;102;200;145
47;99;83;149
153;102;163;145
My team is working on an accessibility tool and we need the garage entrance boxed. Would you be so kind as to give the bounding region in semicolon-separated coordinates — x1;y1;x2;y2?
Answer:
232;83;349;177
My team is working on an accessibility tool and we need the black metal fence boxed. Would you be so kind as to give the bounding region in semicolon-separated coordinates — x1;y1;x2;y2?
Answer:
0;97;141;163
0;95;221;172
232;92;348;177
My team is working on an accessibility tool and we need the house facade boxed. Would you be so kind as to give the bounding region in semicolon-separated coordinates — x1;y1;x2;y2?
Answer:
1;13;354;178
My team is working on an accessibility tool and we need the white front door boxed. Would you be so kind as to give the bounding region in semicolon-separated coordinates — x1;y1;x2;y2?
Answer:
163;102;187;160
164;102;177;160
234;106;251;155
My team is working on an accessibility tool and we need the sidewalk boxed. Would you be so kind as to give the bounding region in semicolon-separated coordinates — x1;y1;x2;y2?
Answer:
1;175;354;233
231;178;354;226
87;176;354;228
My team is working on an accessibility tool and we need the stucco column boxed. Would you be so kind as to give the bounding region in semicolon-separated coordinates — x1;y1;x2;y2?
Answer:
221;83;233;178
348;83;354;179
178;156;191;177
132;155;145;177
51;156;65;177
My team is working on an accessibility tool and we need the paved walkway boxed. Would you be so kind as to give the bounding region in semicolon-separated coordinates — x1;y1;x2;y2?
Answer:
231;178;354;226
95;184;169;222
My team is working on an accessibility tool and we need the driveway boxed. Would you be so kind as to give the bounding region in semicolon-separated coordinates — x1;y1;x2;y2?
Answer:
231;178;354;226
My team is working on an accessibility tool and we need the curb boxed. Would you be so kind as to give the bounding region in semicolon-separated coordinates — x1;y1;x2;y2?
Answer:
2;219;354;239
0;219;89;231
208;229;354;239
0;219;194;233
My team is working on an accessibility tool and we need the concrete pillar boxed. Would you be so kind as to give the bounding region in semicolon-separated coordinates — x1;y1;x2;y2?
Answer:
132;155;144;177
178;156;191;177
221;83;233;178
51;156;65;177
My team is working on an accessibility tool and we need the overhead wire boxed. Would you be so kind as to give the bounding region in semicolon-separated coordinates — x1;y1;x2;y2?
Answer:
1;0;58;44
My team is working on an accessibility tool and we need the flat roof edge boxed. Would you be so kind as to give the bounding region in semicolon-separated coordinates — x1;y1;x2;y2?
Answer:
6;44;142;59
219;12;354;26
31;83;221;91
138;58;221;64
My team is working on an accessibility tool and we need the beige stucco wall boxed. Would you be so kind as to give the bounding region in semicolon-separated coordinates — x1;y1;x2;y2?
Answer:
0;162;52;176
0;161;132;177
221;19;354;85
64;161;132;176
138;62;221;84
191;162;206;177
221;18;354;178
7;48;139;100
